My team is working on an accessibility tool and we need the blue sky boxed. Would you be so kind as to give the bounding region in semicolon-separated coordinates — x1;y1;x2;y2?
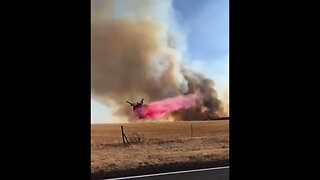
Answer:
173;0;229;90
173;0;229;61
91;0;229;124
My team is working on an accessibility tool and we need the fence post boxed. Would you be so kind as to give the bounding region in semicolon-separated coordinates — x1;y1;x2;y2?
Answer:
121;126;125;144
121;125;130;146
124;133;130;145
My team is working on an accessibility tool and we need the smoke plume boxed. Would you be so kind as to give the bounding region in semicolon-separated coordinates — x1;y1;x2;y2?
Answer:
91;0;228;122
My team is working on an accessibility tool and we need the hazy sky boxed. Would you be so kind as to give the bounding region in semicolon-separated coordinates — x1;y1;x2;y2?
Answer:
91;0;229;124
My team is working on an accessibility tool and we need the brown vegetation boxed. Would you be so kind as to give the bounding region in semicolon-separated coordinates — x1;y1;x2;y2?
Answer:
91;121;229;178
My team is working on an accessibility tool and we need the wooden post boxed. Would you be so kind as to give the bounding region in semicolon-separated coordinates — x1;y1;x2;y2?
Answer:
121;126;125;144
121;125;130;146
124;133;130;145
191;124;193;138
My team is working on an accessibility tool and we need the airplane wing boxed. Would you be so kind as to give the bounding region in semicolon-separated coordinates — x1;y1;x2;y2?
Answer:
127;101;134;106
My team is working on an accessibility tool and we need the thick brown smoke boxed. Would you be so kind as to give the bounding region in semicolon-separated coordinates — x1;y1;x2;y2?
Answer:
91;0;228;121
170;69;222;120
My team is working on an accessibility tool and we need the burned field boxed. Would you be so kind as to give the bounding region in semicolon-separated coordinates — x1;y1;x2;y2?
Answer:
91;120;229;179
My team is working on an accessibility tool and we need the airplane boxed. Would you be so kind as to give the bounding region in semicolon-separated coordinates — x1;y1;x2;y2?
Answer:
127;99;145;119
126;98;144;110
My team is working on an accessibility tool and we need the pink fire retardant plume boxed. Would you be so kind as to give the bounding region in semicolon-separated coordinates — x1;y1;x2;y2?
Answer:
134;92;203;119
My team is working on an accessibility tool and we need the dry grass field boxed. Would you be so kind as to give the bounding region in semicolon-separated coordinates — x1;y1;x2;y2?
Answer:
91;120;229;178
91;120;228;145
